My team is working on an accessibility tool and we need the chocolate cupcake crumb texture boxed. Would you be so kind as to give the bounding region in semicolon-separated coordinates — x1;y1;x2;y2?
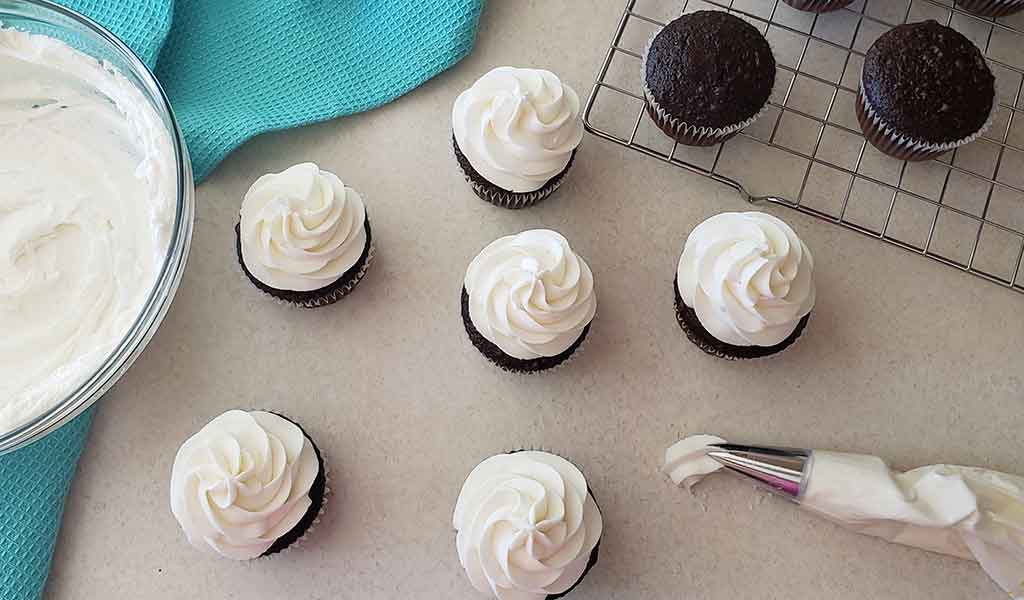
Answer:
862;20;995;144
645;11;775;130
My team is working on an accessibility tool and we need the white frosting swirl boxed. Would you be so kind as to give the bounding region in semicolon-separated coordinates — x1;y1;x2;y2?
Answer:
677;212;815;347
240;163;367;292
452;67;583;193
453;451;603;600
169;410;320;560
465;230;596;360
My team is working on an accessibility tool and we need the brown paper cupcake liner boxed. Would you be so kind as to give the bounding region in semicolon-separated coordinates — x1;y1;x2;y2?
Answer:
955;0;1024;17
782;0;855;12
258;413;330;558
673;278;809;360
236;220;374;309
641;33;774;147
452;135;575;209
461;288;590;374
856;81;996;162
502;449;601;600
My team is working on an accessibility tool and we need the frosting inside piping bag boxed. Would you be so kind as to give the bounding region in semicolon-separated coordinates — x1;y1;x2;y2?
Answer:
664;435;1024;599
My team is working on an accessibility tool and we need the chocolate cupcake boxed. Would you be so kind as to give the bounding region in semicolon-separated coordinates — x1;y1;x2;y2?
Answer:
237;162;373;308
955;0;1024;17
452;67;583;209
170;410;327;559
643;11;776;146
453;450;603;600
858;21;996;162
675;212;815;359
462;230;596;373
782;0;855;12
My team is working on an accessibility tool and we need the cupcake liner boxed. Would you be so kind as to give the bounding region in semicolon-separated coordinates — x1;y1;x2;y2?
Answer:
460;287;591;374
259;413;331;558
452;135;575;209
781;0;855;12
856;79;997;162
235;220;374;309
673;278;809;360
503;449;601;600
955;0;1024;17
641;31;775;147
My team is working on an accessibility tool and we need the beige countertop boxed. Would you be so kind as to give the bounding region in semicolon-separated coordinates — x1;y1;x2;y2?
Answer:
46;1;1024;598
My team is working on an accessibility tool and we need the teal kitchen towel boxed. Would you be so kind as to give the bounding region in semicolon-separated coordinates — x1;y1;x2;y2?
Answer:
0;1;483;598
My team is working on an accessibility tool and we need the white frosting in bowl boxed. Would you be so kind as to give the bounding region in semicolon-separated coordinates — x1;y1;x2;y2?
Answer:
677;212;815;347
240;163;367;292
169;410;320;560
452;67;583;193
0;28;176;433
465;229;596;360
453;451;603;600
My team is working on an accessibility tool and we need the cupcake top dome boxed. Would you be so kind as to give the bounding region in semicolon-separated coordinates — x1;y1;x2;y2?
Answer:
453;451;603;600
863;20;995;144
677;212;815;347
644;11;775;129
239;162;368;292
452;67;583;193
169;410;323;560
464;229;596;361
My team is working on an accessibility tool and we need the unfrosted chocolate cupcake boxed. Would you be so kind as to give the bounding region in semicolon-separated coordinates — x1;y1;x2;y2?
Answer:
782;0;855;12
955;0;1024;17
857;21;995;161
643;11;775;146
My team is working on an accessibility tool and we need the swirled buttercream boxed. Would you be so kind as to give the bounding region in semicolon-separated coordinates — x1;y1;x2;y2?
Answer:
677;212;815;347
0;28;175;433
240;163;367;292
453;67;583;193
465;230;596;360
453;451;603;600
169;410;320;560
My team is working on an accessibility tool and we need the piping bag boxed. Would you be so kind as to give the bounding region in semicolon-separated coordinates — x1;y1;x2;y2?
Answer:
664;435;1024;598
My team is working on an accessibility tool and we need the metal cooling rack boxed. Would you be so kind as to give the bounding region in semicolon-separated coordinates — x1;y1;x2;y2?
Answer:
583;0;1024;295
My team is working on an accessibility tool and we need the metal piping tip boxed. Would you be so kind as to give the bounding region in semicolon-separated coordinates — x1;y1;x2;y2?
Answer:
707;444;812;499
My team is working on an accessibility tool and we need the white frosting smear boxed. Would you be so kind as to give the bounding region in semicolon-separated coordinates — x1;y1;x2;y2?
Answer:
453;451;603;600
677;212;815;347
0;28;175;432
170;410;320;560
465;229;596;360
663;434;727;490
452;66;583;193
240;162;367;292
664;435;1024;598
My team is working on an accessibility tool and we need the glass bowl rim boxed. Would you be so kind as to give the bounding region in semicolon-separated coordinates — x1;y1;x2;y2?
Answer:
0;0;195;454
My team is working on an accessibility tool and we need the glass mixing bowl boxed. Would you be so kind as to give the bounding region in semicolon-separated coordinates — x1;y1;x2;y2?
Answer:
0;0;194;453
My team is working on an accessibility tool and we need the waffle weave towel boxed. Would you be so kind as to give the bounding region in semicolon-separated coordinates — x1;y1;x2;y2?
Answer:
0;1;483;597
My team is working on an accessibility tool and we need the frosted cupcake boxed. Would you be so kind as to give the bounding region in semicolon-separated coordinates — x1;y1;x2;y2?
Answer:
675;212;815;359
453;451;603;600
462;230;596;373
169;410;327;559
237;162;372;307
452;67;583;209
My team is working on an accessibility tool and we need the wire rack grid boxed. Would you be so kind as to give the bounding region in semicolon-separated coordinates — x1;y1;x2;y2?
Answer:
583;0;1024;295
